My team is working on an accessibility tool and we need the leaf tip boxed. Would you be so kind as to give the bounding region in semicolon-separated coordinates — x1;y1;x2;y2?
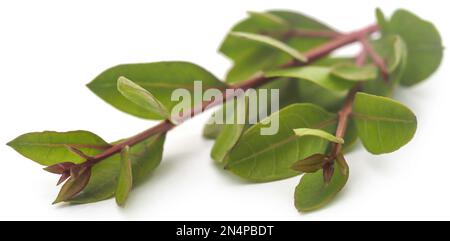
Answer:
86;81;95;90
6;140;13;147
6;136;19;148
116;76;130;91
115;198;126;207
52;198;63;205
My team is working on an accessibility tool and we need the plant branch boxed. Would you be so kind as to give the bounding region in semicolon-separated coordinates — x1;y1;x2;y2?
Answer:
323;47;368;183
82;23;379;169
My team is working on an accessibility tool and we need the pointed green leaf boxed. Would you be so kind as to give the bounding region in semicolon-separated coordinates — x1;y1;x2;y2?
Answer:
115;146;133;206
291;154;327;173
230;32;308;62
266;66;354;92
294;158;349;212
390;9;443;86
221;10;335;83
69;134;165;204
375;8;391;35
7;131;110;166
211;96;248;163
203;114;224;139
44;162;75;174
225;103;337;182
87;61;226;119
53;167;91;204
117;76;171;120
294;128;344;144
352;92;417;154
331;63;378;82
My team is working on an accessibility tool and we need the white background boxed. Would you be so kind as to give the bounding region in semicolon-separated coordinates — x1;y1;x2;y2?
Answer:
0;0;448;221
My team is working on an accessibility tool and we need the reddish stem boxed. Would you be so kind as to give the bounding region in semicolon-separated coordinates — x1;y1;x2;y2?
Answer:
359;37;390;81
322;48;368;183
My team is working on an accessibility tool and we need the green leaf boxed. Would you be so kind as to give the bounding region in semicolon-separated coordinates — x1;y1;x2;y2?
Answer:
53;167;92;204
203;114;224;139
7;131;110;166
266;66;354;92
69;134;165;204
352;92;417;154
211;96;248;163
87;61;226;119
230;32;308;62
390;9;443;86
224;103;337;182
375;8;391;35
115;146;133;206
331;63;378;82
294;157;349;212
220;10;335;83
296;79;345;111
291;154;327;173
211;122;245;163
294;128;344;144
117;76;171;120
290;58;355;111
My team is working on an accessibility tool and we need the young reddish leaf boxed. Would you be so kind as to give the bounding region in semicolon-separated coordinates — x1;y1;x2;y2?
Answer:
57;172;71;186
53;167;92;204
323;162;335;184
70;134;166;204
291;154;326;173
70;164;86;179
44;162;75;174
